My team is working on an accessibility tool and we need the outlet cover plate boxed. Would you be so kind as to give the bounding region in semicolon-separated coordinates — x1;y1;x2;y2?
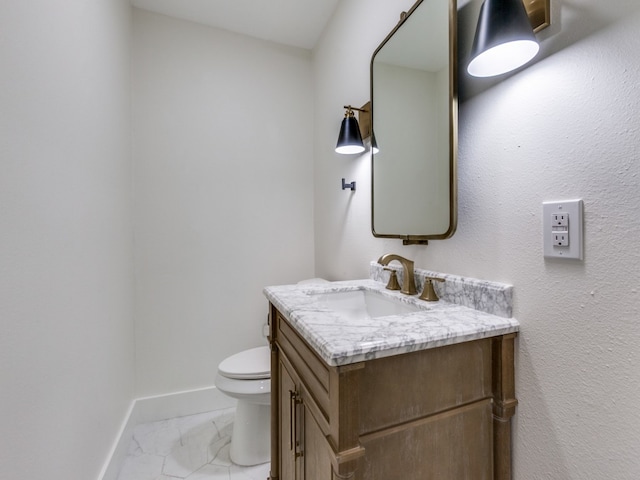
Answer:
543;199;583;260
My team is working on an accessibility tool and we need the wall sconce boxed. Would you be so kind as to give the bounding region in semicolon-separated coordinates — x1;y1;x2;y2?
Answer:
467;0;550;77
335;103;378;154
336;103;376;191
335;105;365;154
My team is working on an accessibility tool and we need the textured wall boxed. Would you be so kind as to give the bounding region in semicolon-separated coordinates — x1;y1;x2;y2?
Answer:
457;13;640;477
0;1;134;478
314;0;640;478
132;10;315;396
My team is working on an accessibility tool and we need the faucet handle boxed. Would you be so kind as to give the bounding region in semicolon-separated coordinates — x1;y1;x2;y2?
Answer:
383;268;401;291
419;276;445;302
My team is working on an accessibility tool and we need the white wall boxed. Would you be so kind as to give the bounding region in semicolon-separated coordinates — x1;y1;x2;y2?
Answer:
132;10;315;396
314;0;640;478
313;0;418;280
0;1;134;479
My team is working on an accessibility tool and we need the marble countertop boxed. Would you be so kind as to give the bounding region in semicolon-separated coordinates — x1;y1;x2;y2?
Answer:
264;279;520;367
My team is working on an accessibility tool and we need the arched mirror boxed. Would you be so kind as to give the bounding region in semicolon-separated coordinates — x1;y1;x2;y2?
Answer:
371;0;457;245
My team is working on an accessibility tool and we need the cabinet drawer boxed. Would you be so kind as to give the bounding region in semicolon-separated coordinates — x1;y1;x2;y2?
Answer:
276;313;330;419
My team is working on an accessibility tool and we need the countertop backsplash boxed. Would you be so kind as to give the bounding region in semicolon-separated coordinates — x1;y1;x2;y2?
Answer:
369;261;513;318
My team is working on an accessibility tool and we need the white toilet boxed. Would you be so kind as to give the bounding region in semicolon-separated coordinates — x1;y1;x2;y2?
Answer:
215;279;328;466
214;345;271;466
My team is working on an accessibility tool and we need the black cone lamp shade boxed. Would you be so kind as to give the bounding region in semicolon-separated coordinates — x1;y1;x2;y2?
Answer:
371;131;379;154
467;0;539;77
335;108;365;154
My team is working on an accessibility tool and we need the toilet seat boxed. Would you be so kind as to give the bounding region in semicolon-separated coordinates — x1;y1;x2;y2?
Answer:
218;346;270;380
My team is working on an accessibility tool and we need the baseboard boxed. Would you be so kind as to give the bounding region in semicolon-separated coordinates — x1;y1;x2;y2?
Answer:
98;400;136;480
99;386;236;480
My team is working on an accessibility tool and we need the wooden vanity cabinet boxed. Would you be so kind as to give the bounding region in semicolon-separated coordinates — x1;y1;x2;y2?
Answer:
268;304;517;480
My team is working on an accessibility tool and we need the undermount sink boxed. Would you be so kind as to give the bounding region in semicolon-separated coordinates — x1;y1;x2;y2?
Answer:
310;289;422;320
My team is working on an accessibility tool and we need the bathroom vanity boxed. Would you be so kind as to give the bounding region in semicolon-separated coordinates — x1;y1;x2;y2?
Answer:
264;270;519;480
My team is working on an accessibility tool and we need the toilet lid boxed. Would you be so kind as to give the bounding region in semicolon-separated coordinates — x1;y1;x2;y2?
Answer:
218;346;271;380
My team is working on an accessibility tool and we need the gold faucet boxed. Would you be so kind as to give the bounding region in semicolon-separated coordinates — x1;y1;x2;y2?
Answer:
377;254;417;295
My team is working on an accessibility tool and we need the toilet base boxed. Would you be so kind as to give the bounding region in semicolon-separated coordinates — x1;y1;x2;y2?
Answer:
230;400;271;466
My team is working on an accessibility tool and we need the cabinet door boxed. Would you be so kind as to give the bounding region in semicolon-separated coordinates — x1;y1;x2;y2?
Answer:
300;397;332;480
279;355;333;480
279;358;298;480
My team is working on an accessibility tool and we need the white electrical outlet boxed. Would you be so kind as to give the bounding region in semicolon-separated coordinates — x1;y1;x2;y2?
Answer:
553;231;569;247
543;199;583;260
552;213;569;227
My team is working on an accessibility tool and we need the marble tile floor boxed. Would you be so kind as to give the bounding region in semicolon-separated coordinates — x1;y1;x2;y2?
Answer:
117;408;270;480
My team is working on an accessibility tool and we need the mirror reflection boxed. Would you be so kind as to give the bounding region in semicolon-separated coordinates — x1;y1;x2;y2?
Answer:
371;0;457;243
